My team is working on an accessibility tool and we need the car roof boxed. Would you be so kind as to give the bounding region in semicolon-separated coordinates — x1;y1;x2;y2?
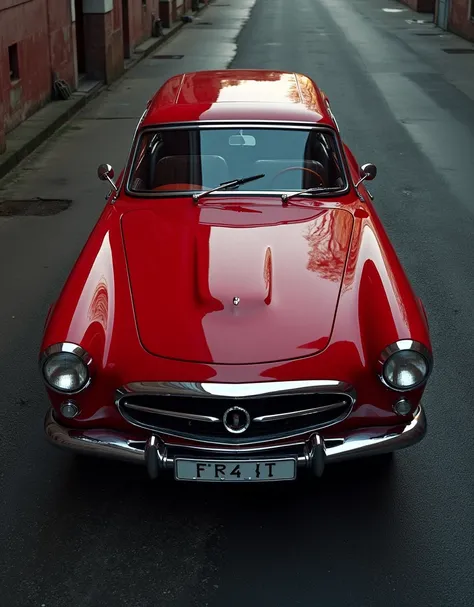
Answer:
140;69;336;128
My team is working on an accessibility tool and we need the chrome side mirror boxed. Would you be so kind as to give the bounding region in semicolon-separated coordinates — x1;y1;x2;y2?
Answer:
360;163;377;181
97;163;118;191
355;163;377;188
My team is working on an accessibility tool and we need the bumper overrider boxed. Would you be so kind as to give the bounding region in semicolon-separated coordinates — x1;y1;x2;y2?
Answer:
44;404;427;481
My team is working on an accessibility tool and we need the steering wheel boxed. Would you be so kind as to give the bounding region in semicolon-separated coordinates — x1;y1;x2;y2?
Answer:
269;166;327;188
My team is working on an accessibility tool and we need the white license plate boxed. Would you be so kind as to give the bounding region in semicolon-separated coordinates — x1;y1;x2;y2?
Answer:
175;458;297;482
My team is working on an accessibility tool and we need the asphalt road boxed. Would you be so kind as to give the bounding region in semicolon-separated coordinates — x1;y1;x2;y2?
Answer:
1;1;473;605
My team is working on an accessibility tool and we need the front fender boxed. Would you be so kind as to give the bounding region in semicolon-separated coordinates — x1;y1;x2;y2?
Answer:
40;205;121;371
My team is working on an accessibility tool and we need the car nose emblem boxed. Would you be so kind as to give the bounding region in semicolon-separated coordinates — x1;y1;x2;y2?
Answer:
223;406;251;434
233;297;240;306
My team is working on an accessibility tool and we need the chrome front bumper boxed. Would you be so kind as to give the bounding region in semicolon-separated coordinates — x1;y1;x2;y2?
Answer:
44;405;426;479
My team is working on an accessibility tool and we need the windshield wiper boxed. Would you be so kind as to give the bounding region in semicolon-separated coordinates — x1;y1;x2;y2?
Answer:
192;174;265;203
281;187;331;205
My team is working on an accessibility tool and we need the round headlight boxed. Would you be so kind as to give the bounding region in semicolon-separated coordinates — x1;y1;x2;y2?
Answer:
43;352;89;393
382;346;430;391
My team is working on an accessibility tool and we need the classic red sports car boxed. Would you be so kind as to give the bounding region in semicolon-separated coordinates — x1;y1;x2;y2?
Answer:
40;69;433;482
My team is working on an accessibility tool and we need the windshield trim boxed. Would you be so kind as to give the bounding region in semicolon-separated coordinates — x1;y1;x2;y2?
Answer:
123;121;351;200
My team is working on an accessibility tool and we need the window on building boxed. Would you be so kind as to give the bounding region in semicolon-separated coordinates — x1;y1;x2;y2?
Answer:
8;44;19;82
470;0;474;20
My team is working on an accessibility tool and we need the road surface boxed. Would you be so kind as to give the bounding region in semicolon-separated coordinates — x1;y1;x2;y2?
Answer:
0;1;473;605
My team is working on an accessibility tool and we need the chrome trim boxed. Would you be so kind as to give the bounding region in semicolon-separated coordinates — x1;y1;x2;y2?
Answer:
378;340;433;392
116;380;356;401
306;434;326;477
135;122;339;131
253;400;348;423
325;405;426;462
40;342;92;364
152;438;310;454
44;405;427;475
121;401;220;423
222;406;251;434
145;435;167;479
325;101;340;133
116;106;149;199
115;380;356;443
115;409;352;446
44;408;145;465
146;121;334;126
39;342;93;395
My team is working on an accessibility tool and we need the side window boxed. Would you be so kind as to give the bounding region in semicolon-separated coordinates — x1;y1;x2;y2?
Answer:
130;134;152;190
315;132;344;186
148;133;165;187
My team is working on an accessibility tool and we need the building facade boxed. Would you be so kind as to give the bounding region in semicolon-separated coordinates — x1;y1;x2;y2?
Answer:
0;0;193;154
0;0;75;153
435;0;474;42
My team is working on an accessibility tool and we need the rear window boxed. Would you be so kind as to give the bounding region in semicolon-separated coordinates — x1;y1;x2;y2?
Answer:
127;126;347;194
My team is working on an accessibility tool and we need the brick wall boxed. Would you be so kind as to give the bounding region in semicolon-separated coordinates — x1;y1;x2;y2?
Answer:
48;1;75;85
128;0;156;49
0;0;74;135
109;0;125;82
0;0;192;148
449;0;474;42
127;0;193;49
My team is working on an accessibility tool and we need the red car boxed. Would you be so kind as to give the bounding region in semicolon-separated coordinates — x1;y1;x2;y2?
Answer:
40;69;433;482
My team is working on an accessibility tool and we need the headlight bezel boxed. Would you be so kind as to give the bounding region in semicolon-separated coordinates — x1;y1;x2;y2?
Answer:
378;340;432;392
40;343;92;394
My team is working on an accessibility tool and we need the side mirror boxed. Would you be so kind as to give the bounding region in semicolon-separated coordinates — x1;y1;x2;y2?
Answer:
97;163;118;191
355;163;377;189
360;163;377;181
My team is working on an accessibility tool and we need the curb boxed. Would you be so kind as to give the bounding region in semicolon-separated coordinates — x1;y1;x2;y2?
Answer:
0;85;104;182
0;2;210;182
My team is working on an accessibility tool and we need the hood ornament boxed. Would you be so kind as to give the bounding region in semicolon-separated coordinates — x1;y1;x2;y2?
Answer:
233;297;240;306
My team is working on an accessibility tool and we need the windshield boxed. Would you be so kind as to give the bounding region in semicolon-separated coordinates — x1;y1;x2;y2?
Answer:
127;126;347;195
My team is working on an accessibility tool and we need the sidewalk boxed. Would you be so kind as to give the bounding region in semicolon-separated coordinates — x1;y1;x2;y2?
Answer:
0;2;211;181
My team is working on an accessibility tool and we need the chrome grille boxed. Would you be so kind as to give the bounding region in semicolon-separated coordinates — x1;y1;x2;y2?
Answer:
116;381;355;443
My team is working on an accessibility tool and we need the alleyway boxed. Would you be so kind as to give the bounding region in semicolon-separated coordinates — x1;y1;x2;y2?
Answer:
0;1;473;606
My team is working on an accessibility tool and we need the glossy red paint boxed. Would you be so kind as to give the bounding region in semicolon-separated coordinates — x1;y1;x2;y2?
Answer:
40;70;432;467
141;70;333;127
121;205;353;364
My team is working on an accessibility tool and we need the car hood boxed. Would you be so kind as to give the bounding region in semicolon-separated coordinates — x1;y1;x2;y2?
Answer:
121;205;353;364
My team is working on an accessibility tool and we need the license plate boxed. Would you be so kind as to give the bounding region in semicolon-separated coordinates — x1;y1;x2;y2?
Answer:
175;458;297;482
